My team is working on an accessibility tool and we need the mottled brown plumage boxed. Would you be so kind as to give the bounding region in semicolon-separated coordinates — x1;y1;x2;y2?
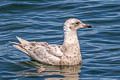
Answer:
13;18;91;65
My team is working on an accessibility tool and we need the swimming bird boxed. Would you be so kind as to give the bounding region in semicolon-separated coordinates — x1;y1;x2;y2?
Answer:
13;18;91;65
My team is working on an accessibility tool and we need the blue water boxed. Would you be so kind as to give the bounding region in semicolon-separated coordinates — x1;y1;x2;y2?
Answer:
0;0;120;79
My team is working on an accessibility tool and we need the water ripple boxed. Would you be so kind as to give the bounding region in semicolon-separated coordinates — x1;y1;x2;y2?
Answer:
0;0;120;79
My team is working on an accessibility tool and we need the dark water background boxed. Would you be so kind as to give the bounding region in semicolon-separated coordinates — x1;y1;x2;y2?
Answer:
0;0;120;80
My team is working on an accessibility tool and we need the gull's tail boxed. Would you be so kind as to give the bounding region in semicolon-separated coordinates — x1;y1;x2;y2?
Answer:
13;36;29;55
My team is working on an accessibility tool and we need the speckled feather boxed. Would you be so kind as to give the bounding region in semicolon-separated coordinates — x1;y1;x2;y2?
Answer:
14;37;63;65
13;18;91;65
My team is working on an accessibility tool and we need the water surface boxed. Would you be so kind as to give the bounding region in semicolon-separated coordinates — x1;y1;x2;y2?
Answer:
0;0;120;79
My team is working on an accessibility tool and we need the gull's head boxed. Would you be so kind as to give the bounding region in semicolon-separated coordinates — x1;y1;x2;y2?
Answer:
64;18;91;32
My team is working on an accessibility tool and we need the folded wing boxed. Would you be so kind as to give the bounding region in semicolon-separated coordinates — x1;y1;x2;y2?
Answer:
14;36;63;65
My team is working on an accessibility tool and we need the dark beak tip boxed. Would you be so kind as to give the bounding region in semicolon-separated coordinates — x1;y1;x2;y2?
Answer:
88;25;92;28
86;24;92;28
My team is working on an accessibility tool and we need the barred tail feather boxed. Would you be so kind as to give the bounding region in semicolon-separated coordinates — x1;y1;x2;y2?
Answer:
13;44;29;55
13;36;30;56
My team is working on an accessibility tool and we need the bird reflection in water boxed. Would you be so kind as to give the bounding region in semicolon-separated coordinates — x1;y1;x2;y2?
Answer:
18;60;81;80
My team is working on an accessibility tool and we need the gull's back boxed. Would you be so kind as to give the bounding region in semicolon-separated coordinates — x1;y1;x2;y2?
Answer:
14;37;63;65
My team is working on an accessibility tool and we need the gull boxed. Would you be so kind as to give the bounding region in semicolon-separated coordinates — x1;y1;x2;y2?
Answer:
13;18;91;65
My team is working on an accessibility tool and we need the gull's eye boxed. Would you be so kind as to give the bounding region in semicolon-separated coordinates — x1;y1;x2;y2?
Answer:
75;22;80;25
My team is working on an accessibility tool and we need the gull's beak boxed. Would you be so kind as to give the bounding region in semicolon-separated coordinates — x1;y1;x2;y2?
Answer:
83;24;92;28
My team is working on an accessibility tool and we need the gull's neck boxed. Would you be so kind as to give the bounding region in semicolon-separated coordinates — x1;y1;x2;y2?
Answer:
61;25;81;65
63;28;80;47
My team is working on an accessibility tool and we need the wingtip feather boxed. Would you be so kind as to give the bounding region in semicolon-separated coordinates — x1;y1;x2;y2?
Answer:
16;36;29;44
